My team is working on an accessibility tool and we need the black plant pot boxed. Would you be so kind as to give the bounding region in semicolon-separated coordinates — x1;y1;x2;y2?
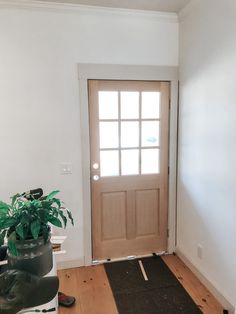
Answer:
7;235;53;277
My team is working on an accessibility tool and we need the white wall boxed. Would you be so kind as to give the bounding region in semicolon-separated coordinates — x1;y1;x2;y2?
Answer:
178;0;236;309
0;1;178;266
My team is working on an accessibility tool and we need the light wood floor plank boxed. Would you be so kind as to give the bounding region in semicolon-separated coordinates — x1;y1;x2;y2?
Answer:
58;255;224;314
58;267;82;314
162;254;224;314
58;264;118;314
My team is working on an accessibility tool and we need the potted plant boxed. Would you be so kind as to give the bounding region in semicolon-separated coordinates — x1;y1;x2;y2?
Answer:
0;189;74;276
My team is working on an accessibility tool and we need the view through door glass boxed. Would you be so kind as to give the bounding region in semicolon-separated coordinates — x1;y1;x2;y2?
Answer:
89;80;169;260
98;90;160;177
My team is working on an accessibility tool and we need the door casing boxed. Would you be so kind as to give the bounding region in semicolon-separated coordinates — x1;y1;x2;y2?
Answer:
78;64;178;266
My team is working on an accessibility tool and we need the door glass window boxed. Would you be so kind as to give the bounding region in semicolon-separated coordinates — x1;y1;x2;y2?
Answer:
121;121;139;148
98;89;161;177
120;92;139;119
99;122;119;149
99;91;118;119
142;92;160;119
141;121;159;147
121;149;139;175
100;150;119;177
141;149;160;174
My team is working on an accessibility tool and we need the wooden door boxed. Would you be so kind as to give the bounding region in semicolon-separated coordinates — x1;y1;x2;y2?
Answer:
88;80;169;260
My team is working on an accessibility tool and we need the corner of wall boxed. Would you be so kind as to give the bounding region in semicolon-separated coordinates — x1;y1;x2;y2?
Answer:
175;247;235;314
178;0;198;22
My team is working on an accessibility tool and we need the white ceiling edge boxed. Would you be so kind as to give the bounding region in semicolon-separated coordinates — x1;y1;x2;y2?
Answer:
32;0;191;13
178;0;195;21
0;0;179;22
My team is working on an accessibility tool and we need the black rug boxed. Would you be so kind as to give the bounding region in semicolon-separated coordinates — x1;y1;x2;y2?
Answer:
104;256;202;314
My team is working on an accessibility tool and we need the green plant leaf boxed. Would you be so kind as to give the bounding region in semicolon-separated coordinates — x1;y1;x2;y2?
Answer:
16;223;25;239
46;190;60;200
59;210;67;228
37;208;46;222
31;199;41;208
11;193;20;206
48;216;62;228
0;201;10;214
8;231;18;256
20;210;30;225
41;200;51;209
53;198;61;208
30;220;41;239
2;218;17;229
66;209;74;225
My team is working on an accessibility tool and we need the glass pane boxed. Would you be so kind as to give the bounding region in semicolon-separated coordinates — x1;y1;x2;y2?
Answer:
100;150;119;177
121;122;139;148
141;148;159;174
142;121;159;147
120;92;139;119
121;150;139;175
99;91;118;119
142;92;160;119
99;122;118;148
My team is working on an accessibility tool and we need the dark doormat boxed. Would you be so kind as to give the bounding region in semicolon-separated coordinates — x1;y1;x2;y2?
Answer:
104;256;202;314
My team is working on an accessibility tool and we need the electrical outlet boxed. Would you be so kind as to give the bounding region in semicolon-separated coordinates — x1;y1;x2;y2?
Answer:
197;244;203;259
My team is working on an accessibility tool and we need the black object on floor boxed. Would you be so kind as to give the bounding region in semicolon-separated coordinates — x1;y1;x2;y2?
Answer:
104;256;202;314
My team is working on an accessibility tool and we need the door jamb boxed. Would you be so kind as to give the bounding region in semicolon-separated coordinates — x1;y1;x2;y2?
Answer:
78;64;178;266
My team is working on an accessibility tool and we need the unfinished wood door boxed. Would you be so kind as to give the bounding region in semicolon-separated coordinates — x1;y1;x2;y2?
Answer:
88;80;169;260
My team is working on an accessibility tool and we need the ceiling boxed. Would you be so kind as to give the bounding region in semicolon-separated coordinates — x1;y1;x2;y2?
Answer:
36;0;191;13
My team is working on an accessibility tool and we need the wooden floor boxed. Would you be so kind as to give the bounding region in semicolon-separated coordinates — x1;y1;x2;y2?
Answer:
58;254;223;314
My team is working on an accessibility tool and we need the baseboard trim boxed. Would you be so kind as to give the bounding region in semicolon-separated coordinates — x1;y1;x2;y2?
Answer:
56;258;84;270
175;248;235;314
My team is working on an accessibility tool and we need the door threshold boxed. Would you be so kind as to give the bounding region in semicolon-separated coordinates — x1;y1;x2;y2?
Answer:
92;251;167;265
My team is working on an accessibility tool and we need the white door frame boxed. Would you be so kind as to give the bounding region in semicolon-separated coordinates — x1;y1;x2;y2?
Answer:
78;63;178;266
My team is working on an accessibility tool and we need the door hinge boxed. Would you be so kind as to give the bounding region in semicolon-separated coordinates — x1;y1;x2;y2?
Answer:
167;229;169;238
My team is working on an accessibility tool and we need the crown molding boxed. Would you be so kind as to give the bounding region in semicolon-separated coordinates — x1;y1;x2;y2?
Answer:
178;0;199;22
0;0;178;22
